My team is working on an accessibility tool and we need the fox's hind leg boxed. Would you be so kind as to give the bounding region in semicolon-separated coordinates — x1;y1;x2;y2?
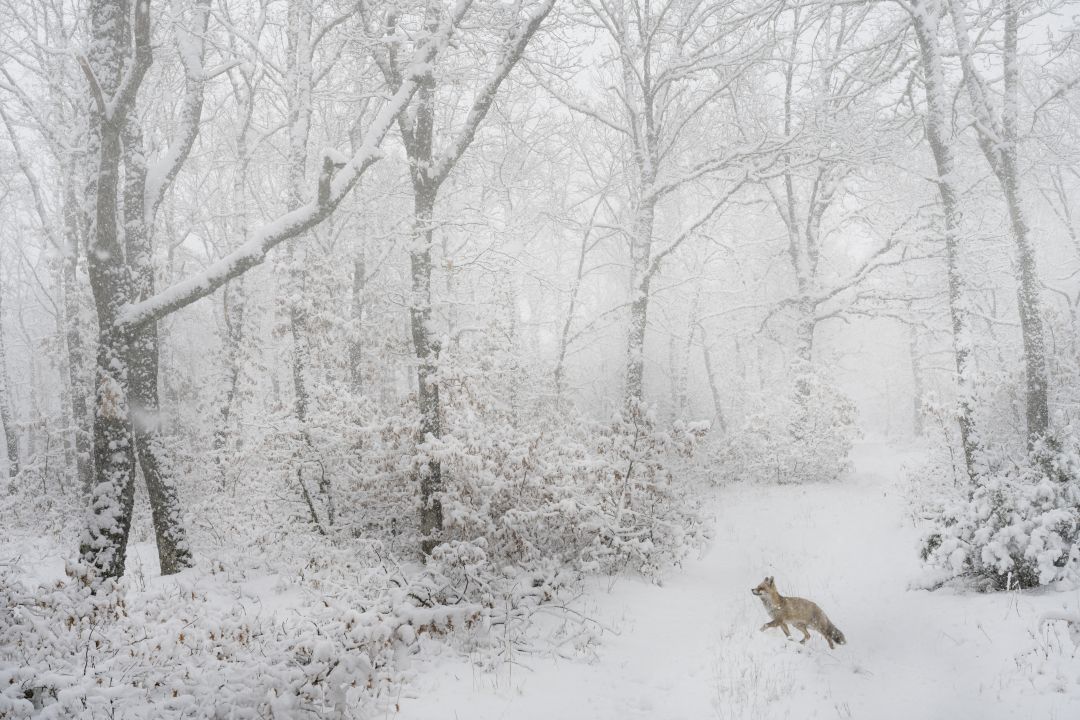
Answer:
795;623;811;644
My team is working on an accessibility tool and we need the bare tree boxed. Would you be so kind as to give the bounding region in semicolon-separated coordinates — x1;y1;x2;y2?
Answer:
756;2;912;365
78;0;473;578
904;0;980;482
544;0;779;407
370;0;557;554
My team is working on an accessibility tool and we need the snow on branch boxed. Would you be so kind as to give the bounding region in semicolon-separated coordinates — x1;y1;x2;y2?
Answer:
116;0;477;331
143;0;212;226
428;0;558;187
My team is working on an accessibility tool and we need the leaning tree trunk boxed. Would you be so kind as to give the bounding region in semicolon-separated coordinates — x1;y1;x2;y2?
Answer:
553;210;596;402
122;118;192;576
698;322;728;434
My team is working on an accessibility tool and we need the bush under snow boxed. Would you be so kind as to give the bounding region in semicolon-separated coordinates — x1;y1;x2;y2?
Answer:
920;428;1080;590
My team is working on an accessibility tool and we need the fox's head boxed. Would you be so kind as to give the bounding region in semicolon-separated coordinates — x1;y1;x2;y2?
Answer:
751;576;775;596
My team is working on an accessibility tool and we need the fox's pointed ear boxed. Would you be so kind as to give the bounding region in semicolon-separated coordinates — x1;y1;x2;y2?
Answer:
767;576;774;585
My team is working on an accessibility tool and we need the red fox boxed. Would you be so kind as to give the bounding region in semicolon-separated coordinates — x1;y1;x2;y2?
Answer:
751;576;846;649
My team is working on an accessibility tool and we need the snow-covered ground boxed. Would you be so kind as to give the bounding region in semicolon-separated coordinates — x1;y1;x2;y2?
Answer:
395;443;1080;720
4;442;1078;718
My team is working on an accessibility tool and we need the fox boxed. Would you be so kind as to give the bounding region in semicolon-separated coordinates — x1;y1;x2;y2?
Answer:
751;576;846;649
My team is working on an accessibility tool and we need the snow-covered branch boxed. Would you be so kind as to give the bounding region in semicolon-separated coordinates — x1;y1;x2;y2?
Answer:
117;0;476;331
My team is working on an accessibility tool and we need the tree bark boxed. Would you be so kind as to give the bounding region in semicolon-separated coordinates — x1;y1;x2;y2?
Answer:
349;253;366;394
410;180;444;555
698;323;728;434
908;321;926;437
78;0;149;579
122;117;192;576
625;200;656;406
372;0;556;554
911;0;979;482
285;0;315;436
947;0;1049;445
61;179;92;493
0;282;19;478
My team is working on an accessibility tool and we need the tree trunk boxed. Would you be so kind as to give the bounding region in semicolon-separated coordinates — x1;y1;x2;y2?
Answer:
0;283;19;478
912;1;979;483
61;180;92;492
699;323;728;434
999;143;1049;446
948;0;1049;446
81;97;138;579
411;189;443;555
349;253;366;394
80;0;154;579
625;200;656;407
908;322;926;437
372;0;555;554
216;55;256;482
214;280;245;484
285;0;315;440
122;118;192;576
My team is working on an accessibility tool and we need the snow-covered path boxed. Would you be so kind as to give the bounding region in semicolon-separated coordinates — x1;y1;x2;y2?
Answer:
399;443;1080;719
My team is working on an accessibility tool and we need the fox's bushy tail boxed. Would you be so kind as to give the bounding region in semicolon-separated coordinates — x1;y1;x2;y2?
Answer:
826;621;846;646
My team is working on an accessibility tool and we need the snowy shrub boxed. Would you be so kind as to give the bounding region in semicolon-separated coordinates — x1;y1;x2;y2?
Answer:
714;363;858;484
0;559;485;719
281;322;715;584
921;428;1080;590
427;390;709;581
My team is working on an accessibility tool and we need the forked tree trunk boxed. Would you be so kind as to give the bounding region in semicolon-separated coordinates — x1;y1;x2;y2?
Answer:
79;0;143;579
372;0;554;555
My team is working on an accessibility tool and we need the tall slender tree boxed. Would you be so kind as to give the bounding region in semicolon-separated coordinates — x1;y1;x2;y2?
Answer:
370;0;557;554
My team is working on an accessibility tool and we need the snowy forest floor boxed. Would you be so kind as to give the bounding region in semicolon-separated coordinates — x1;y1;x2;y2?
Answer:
396;442;1080;720
4;442;1080;719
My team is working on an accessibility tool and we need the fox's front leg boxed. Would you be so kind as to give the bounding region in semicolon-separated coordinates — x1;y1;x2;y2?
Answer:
760;619;791;638
759;619;782;632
